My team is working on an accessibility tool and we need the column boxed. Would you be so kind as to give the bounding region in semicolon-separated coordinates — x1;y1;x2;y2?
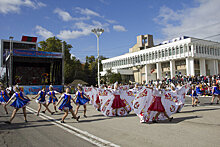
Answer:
145;64;150;83
186;57;194;76
191;44;195;57
186;58;190;76
156;62;162;80
214;60;218;75
190;58;195;76
170;60;175;78
199;58;206;76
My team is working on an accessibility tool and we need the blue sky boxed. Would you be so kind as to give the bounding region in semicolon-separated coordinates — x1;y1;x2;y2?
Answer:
0;0;220;62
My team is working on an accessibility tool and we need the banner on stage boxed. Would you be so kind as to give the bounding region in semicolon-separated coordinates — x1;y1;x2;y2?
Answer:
20;85;63;95
13;49;62;58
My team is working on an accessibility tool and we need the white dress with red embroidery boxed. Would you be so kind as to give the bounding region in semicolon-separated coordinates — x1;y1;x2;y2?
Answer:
133;87;187;123
172;84;190;112
98;88;135;116
84;87;101;109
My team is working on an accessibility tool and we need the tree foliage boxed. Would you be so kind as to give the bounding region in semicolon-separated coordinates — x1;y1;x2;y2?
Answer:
103;69;122;84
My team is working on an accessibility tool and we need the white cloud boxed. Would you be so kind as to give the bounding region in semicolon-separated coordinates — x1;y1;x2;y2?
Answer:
106;19;117;24
75;7;101;17
0;0;46;14
57;21;109;40
54;8;72;21
155;0;220;41
54;8;90;21
35;25;54;39
113;25;127;32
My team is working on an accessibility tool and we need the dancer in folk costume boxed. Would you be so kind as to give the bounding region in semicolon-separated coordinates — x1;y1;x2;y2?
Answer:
99;82;134;116
32;86;54;116
133;84;183;123
210;82;220;104
0;85;10;114
130;83;142;97
56;87;80;123
5;86;30;124
74;84;90;118
148;84;173;123
84;85;101;111
42;85;61;113
170;83;190;112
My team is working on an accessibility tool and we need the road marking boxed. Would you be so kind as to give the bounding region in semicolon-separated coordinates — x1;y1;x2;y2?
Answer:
26;106;120;147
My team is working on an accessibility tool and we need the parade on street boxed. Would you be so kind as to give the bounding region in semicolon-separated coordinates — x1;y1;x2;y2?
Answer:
0;0;220;147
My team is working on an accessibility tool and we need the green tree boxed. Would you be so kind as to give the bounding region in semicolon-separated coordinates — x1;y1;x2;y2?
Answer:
104;69;122;84
38;37;80;84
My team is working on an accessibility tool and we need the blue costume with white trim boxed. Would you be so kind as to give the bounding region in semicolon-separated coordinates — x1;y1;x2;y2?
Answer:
48;91;58;103
212;86;219;95
0;90;10;104
36;90;46;104
196;86;202;95
59;94;72;110
191;89;198;98
10;92;30;108
76;91;90;105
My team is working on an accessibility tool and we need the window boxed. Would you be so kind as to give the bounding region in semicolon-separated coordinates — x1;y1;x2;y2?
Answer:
207;48;210;55
155;52;157;59
159;51;161;58
172;47;175;55
146;54;148;61
180;46;183;53
210;48;213;55
169;48;172;56
165;49;168;56
152;52;154;60
149;53;151;60
162;50;165;57
196;46;198;53
201;47;204;54
176;46;179;54
143;54;145;61
204;47;207;54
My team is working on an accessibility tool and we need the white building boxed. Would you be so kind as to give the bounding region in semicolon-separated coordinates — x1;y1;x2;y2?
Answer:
101;35;220;84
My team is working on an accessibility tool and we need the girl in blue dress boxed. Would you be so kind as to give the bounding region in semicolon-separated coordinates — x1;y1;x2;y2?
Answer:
56;87;80;123
210;83;220;104
195;83;202;96
191;85;199;107
32;86;54;116
74;85;90;118
5;86;30;124
42;85;61;113
0;85;10;114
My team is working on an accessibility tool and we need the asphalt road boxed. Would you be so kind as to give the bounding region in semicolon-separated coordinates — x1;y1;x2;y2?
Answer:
0;95;220;147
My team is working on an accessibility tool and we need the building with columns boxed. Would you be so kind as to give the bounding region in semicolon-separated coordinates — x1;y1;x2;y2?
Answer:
101;34;220;84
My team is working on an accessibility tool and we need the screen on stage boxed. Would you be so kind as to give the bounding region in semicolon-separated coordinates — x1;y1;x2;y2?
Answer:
14;63;51;85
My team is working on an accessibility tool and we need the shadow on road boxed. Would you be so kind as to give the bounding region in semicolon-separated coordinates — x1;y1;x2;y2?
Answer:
76;117;112;123
180;108;220;114
0;122;54;131
156;116;201;124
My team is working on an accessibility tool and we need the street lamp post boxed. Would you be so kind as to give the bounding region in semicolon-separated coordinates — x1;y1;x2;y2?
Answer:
9;36;14;87
91;28;104;88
